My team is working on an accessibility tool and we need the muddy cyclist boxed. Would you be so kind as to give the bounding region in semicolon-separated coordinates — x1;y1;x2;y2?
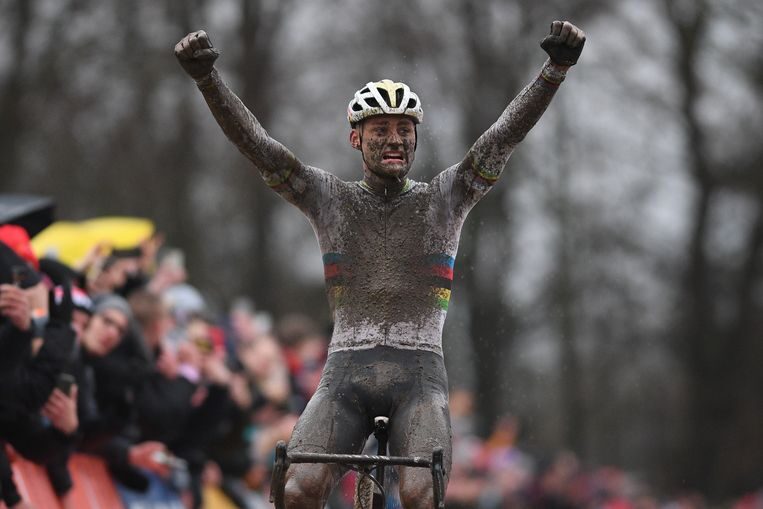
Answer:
175;20;585;508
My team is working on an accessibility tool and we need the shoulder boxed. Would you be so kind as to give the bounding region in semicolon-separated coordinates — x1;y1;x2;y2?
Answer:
427;165;461;194
301;166;354;186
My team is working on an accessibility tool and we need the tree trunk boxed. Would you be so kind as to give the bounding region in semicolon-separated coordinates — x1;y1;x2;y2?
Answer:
456;0;519;437
662;0;747;495
552;119;585;454
237;0;287;311
0;0;33;190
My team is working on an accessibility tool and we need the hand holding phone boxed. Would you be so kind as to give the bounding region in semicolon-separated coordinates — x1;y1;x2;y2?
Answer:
42;379;79;435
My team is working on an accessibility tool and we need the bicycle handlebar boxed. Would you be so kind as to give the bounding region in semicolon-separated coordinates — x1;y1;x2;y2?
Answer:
288;451;432;468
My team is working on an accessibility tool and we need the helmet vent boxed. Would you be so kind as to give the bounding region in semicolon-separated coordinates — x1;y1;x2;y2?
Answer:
377;89;392;107
366;97;380;108
406;98;418;109
396;89;405;107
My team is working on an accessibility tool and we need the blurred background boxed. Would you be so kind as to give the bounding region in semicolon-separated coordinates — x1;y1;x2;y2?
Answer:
1;0;762;504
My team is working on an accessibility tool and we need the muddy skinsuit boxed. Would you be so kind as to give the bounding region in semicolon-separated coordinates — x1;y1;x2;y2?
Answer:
194;59;565;495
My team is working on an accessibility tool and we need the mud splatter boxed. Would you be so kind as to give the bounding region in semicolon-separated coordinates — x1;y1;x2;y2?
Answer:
196;61;563;355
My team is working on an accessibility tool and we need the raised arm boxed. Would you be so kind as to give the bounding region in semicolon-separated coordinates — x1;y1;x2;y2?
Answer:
449;21;585;203
174;31;322;207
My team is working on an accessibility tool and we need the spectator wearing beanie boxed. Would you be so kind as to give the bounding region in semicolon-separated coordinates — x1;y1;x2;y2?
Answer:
49;293;172;494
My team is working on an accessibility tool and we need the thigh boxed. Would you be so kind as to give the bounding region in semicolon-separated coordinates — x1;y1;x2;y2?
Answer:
388;351;451;466
388;357;452;500
389;386;452;470
287;356;372;488
287;385;369;455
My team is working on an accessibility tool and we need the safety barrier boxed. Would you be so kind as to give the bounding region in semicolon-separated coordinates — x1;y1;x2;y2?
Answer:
1;447;239;509
67;454;125;508
2;446;123;509
3;446;63;509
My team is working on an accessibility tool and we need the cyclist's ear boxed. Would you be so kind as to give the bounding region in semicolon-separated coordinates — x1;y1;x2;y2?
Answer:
349;128;362;151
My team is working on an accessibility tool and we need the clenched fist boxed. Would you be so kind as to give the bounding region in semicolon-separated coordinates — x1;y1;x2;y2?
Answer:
174;30;220;81
541;21;586;67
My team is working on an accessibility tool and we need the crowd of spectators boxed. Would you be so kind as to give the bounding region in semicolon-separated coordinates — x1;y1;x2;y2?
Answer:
1;221;762;509
0;224;325;509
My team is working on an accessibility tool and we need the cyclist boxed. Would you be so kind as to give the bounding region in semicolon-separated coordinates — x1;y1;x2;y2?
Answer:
176;20;585;508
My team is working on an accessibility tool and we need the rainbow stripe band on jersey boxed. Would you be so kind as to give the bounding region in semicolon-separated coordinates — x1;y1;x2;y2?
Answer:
426;254;455;311
323;252;347;284
323;252;348;306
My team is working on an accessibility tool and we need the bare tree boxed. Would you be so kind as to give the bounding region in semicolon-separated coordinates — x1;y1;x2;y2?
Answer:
220;0;293;311
452;0;607;440
0;0;34;190
662;0;763;495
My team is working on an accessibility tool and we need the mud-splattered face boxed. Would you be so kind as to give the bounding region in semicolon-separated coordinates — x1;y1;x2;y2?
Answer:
351;114;416;180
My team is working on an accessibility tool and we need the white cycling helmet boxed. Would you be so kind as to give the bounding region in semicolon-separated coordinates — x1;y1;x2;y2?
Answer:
347;79;424;126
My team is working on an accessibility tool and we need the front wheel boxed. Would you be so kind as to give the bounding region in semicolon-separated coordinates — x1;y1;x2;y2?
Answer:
270;441;288;509
353;470;375;509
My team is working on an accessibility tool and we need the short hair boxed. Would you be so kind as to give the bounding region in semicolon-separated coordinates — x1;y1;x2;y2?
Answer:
128;290;165;328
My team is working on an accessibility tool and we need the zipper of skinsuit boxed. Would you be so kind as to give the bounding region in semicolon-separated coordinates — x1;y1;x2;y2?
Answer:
383;189;389;345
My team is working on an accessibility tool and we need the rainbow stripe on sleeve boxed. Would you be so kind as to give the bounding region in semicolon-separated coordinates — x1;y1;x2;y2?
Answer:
469;153;500;187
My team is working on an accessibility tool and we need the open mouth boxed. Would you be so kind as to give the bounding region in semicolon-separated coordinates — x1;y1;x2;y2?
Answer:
382;151;405;164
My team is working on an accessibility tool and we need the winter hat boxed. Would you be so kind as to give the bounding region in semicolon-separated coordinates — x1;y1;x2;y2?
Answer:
92;293;132;320
0;225;39;269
